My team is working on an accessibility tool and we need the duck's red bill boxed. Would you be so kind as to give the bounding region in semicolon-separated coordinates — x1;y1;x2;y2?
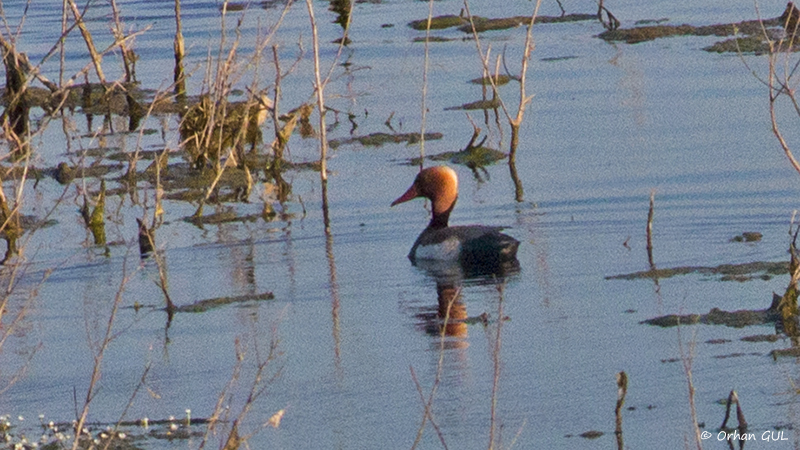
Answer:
391;184;418;206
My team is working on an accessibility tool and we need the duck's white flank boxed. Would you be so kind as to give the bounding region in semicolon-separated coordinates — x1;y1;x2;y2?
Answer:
413;236;462;261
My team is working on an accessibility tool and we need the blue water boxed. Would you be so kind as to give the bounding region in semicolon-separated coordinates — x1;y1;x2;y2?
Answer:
1;0;799;449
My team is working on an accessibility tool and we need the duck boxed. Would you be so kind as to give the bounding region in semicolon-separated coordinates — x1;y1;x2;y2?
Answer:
391;165;520;271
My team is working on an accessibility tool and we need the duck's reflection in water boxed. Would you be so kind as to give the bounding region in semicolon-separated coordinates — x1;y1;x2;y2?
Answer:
412;258;520;344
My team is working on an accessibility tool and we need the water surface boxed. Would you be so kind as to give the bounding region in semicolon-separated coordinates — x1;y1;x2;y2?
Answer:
1;0;799;449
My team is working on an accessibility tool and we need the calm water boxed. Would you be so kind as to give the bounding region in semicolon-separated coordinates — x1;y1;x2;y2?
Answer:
1;0;799;448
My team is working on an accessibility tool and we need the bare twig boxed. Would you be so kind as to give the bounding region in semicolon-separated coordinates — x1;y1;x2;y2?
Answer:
70;253;138;450
174;0;186;101
65;0;106;84
646;189;655;269
462;0;541;202
418;0;436;169
109;0;136;83
677;323;703;450
488;283;507;450
306;0;329;183
615;371;627;450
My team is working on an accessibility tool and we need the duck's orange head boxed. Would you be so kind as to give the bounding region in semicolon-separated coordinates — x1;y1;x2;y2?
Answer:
391;165;458;216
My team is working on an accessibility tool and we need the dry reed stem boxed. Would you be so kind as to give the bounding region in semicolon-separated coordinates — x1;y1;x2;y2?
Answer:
646;189;655;269
462;0;540;124
223;330;284;447
98;362;152;450
615;371;627;450
677;324;703;450
187;5;279;213
325;223;343;373
59;0;67;85
266;3;303;166
0;259;46;396
65;0;106;84
305;0;351;182
767;42;800;175
409;366;448;450
151;239;176;318
487;283;507;450
70;252;138;450
462;0;540;202
174;0;186;101
306;0;329;182
270;45;285;160
109;0;136;83
418;0;436;168
755;3;800;176
198;319;284;450
0;8;76;388
123;84;170;251
199;338;245;450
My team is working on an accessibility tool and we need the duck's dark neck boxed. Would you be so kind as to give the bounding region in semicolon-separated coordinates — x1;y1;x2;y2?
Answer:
427;201;454;230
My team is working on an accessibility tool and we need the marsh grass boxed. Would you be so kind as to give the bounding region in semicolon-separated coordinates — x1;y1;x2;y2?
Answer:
0;0;560;447
0;0;305;448
746;2;800;347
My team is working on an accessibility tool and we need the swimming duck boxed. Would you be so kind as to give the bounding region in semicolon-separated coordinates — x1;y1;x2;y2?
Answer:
391;166;520;269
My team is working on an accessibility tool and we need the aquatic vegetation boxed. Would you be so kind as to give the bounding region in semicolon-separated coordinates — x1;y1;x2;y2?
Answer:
172;291;275;313
730;231;763;243
182;207;265;226
444;98;501;111
427;145;507;167
0;412;230;450
468;74;516;85
180;94;273;169
408;13;595;33
598;3;794;52
643;305;779;328
49;161;124;185
408;14;467;31
704;35;777;54
606;260;789;281
598;16;780;44
328;131;443;149
81;179;107;246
